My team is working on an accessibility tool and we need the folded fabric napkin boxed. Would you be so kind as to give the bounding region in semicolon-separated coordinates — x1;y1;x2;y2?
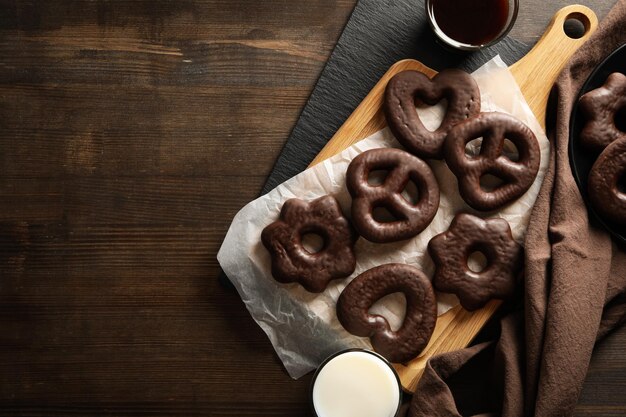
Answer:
409;2;626;416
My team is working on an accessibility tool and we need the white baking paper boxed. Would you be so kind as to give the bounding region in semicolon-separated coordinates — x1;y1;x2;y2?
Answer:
217;56;550;379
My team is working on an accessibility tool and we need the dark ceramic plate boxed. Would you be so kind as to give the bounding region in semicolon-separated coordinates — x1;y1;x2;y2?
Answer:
569;43;626;245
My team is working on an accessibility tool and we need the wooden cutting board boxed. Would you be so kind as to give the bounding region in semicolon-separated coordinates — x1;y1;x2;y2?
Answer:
307;5;598;392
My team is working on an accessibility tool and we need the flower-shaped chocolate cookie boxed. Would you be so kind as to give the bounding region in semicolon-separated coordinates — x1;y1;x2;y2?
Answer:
428;213;522;311
579;72;626;152
261;195;357;293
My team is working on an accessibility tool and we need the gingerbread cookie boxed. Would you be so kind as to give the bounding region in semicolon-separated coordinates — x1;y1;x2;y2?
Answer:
346;148;440;243
428;213;522;311
444;112;540;211
587;138;626;226
261;196;357;293
384;69;481;159
579;72;626;152
337;263;437;363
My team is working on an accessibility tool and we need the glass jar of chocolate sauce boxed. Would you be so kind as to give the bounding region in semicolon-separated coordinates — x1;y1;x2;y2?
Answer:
426;0;519;51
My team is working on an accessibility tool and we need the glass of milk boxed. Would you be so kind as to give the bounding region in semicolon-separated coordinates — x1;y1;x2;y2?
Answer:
310;349;403;417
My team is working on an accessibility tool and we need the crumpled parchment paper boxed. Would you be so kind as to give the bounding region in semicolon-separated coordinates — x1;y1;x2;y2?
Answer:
217;56;550;379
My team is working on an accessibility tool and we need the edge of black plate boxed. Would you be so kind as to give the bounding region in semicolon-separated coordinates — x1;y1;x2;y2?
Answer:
568;43;626;246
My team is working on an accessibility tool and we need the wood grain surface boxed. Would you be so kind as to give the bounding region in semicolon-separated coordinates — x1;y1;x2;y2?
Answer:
0;1;623;416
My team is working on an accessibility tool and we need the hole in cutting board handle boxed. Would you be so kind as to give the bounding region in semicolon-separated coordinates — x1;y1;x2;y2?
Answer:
563;12;592;39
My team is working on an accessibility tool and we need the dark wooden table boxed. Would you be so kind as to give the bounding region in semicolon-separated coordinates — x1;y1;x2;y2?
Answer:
1;1;624;416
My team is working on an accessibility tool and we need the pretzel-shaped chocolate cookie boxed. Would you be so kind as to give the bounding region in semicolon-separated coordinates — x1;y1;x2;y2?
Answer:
444;112;540;211
428;213;522;311
261;196;357;293
337;263;437;363
587;138;626;226
579;72;626;152
384;69;481;159
346;148;440;243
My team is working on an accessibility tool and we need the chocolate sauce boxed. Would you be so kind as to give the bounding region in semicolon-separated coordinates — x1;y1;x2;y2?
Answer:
430;0;510;46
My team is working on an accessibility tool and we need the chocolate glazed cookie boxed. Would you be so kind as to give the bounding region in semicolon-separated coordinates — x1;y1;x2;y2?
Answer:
579;72;626;152
428;213;523;311
337;263;437;363
588;138;626;226
261;196;357;293
346;148;440;243
444;112;540;211
384;69;481;159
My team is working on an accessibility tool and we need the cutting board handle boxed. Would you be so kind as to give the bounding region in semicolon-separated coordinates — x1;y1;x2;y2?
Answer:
510;5;598;128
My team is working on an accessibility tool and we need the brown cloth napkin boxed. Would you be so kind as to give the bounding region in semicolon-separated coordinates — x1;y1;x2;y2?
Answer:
409;2;626;416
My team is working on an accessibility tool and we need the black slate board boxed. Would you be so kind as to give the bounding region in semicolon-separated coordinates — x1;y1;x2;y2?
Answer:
260;0;531;193
220;0;530;287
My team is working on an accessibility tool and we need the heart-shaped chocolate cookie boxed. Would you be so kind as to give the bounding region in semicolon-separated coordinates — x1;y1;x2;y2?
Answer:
384;69;481;159
336;263;437;363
